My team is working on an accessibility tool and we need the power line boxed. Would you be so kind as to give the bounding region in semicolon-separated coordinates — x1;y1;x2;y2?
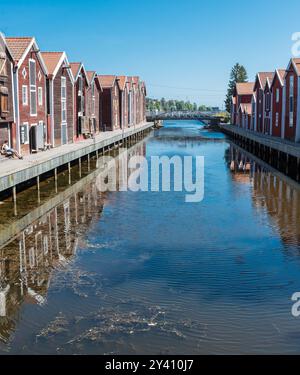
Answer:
147;83;226;93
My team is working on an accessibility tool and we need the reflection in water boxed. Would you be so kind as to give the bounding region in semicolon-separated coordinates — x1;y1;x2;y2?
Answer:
0;141;146;345
1;121;300;354
226;144;300;247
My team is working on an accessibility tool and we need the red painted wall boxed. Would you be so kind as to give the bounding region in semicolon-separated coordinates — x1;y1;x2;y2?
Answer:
284;68;298;141
18;47;47;155
271;77;283;138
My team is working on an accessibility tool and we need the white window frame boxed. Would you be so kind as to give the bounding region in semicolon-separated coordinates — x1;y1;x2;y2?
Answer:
61;76;67;123
78;75;83;96
276;88;280;103
29;58;37;116
22;85;28;106
38;87;43;106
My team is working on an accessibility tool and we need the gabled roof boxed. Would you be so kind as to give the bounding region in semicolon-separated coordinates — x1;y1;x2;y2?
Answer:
70;62;89;85
255;72;274;89
270;69;286;88
41;52;63;75
87;71;102;91
98;75;116;88
117;76;127;91
69;62;81;79
285;58;300;78
0;33;14;62
41;52;74;82
87;71;96;84
236;82;254;96
239;103;252;115
128;76;139;89
6;37;33;62
264;75;274;91
6;36;48;74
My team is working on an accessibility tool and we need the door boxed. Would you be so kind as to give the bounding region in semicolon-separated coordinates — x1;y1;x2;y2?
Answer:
36;122;44;150
29;126;37;153
61;124;67;145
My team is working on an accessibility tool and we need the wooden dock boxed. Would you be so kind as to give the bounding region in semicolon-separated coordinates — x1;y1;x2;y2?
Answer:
0;122;153;197
220;125;300;181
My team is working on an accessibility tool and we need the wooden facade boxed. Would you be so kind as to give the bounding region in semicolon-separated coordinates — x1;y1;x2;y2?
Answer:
70;63;90;141
263;75;273;135
283;59;300;142
253;72;273;134
86;71;102;134
0;32;148;159
118;76;129;129
6;37;48;155
270;69;285;138
232;83;254;127
98;75;120;131
0;34;15;149
41;52;74;147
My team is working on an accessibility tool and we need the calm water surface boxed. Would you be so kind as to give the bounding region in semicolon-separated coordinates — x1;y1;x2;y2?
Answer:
1;120;300;354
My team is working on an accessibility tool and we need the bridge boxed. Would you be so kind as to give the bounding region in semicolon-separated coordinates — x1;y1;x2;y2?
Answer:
146;110;225;126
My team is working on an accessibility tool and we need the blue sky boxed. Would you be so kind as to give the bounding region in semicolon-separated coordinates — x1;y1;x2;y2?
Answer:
1;0;300;107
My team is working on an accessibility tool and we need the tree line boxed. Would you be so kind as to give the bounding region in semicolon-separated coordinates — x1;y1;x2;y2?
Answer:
146;98;214;113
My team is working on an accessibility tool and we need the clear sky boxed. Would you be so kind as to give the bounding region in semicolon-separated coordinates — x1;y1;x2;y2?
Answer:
1;0;300;108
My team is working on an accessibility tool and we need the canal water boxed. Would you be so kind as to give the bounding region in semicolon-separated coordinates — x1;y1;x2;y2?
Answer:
1;120;300;354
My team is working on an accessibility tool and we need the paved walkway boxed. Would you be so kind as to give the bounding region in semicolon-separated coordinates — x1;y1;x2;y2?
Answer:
220;124;300;158
0;122;153;192
0;122;152;178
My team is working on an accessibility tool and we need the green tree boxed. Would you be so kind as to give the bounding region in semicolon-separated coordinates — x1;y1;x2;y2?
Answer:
225;63;248;113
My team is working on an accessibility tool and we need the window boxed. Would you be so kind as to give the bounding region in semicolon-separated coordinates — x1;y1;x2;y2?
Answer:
265;92;271;111
38;87;43;106
29;59;37;115
61;77;67;123
276;88;280;103
22;85;28;105
20;123;29;144
91;81;95;96
78;75;83;95
0;92;8;114
275;112;279;127
289;75;294;127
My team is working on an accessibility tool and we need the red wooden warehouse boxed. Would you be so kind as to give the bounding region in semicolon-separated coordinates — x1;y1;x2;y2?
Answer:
6;37;48;155
41;52;74;147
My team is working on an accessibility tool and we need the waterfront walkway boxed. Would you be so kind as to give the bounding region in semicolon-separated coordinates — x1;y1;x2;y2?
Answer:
0;122;153;193
220;124;300;158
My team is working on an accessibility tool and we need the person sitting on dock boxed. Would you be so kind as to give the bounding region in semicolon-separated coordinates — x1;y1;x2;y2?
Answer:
1;141;23;160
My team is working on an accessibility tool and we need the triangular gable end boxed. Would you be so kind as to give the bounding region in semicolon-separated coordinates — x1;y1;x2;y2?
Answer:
270;69;284;89
0;33;14;63
16;38;48;75
53;52;75;84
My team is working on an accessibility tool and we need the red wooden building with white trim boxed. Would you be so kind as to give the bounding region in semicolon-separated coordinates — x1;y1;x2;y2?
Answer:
41;52;74;147
270;69;285;138
282;59;300;142
6;37;48;155
232;82;254;127
70;62;89;141
253;72;274;134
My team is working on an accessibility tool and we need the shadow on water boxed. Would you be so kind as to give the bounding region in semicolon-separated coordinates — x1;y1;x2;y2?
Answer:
1;120;300;354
